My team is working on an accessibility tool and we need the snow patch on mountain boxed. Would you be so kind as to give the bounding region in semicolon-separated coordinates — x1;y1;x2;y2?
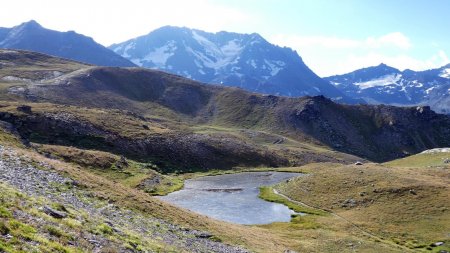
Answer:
147;40;176;67
121;42;136;58
425;86;436;94
264;60;285;76
354;74;402;90
221;39;243;59
189;32;243;71
191;31;220;56
440;68;450;79
247;60;257;69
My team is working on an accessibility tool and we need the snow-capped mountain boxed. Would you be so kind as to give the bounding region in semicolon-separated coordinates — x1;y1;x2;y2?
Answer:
109;26;352;101
325;63;450;114
0;20;135;67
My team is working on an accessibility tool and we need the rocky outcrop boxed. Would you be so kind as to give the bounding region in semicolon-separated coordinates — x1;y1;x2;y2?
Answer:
284;96;450;161
0;111;288;172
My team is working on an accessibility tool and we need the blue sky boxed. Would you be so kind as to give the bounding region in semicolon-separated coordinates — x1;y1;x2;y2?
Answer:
1;0;449;76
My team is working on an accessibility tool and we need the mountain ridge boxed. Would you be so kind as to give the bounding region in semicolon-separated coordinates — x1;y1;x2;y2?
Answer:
109;26;356;102
326;63;450;113
0;20;136;67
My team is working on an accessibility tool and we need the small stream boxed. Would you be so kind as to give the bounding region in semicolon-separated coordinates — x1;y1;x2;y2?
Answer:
158;172;303;225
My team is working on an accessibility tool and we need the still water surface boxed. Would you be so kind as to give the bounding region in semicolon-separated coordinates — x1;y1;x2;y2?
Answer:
159;172;303;224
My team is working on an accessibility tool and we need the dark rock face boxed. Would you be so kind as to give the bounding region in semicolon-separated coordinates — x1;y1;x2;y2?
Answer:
0;20;135;67
109;26;355;103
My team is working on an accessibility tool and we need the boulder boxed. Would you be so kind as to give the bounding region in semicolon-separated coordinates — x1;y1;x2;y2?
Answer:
17;105;32;114
115;155;129;169
432;242;444;247
195;232;212;239
43;205;67;219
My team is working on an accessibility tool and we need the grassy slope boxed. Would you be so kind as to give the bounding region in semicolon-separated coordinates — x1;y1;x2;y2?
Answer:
274;162;450;252
0;127;408;253
384;151;449;168
0;182;170;252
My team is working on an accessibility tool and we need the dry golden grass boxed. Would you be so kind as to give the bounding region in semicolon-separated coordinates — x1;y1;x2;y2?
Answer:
276;162;450;251
33;144;119;168
384;151;450;168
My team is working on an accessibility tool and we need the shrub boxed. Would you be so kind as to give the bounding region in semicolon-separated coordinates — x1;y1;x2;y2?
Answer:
8;220;37;240
94;223;113;235
45;225;64;238
0;206;12;218
0;221;10;235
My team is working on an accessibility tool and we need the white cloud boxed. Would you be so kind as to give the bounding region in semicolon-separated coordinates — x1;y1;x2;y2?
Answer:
271;35;360;49
365;32;411;50
272;32;411;51
345;52;449;73
0;0;257;45
271;32;448;76
438;50;449;63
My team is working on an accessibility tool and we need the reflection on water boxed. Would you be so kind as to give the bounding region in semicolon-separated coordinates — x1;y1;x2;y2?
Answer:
159;172;303;224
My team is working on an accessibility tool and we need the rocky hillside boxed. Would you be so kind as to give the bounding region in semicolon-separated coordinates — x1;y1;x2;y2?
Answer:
0;20;136;67
1;50;449;165
109;26;354;102
326;63;450;114
0;145;247;252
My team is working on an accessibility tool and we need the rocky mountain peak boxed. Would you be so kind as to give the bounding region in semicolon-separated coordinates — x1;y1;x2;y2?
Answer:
18;20;43;30
109;26;352;102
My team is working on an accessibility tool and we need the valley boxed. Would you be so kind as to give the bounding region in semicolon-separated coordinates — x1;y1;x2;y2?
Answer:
0;49;448;253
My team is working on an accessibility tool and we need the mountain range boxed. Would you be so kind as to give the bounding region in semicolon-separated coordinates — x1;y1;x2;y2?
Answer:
1;21;449;112
325;63;450;114
0;20;135;67
109;26;352;102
